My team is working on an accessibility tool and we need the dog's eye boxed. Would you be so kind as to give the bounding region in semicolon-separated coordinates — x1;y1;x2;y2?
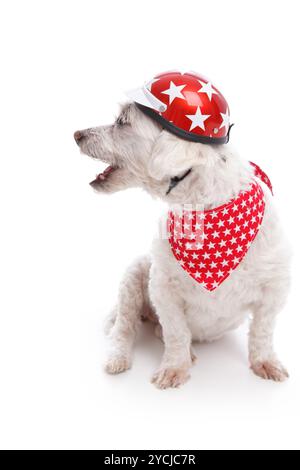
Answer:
115;117;127;126
115;114;131;127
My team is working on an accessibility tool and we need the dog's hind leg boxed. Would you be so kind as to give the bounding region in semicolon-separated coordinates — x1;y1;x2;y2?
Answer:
105;255;152;374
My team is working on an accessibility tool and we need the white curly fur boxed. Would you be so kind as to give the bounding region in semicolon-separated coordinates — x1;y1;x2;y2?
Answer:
75;103;291;388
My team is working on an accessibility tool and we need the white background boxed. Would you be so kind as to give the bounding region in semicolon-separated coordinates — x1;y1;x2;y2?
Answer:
0;0;299;450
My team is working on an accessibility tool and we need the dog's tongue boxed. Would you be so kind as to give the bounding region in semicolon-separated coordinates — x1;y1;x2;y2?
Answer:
90;165;115;185
96;165;115;180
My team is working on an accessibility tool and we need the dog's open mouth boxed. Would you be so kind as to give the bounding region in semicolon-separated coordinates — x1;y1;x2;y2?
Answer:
89;165;117;186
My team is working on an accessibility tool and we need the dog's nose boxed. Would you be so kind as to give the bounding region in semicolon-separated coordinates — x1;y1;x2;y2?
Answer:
74;130;84;144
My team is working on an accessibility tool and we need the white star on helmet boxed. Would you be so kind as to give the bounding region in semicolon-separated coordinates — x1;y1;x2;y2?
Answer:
186;106;211;131
220;108;230;133
198;80;219;101
161;81;186;105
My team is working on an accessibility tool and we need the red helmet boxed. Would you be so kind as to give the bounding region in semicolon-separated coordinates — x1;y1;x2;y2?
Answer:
127;70;231;145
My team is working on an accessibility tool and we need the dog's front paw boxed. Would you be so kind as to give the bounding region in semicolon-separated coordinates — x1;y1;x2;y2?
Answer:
151;367;190;389
251;360;289;382
105;355;131;375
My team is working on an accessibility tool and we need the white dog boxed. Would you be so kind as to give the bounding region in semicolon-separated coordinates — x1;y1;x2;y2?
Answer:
74;102;291;389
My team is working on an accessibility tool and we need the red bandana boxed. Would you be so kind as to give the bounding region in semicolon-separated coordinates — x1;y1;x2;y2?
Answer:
167;163;272;291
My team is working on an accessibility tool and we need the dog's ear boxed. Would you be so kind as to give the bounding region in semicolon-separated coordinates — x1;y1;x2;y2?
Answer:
148;131;216;180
